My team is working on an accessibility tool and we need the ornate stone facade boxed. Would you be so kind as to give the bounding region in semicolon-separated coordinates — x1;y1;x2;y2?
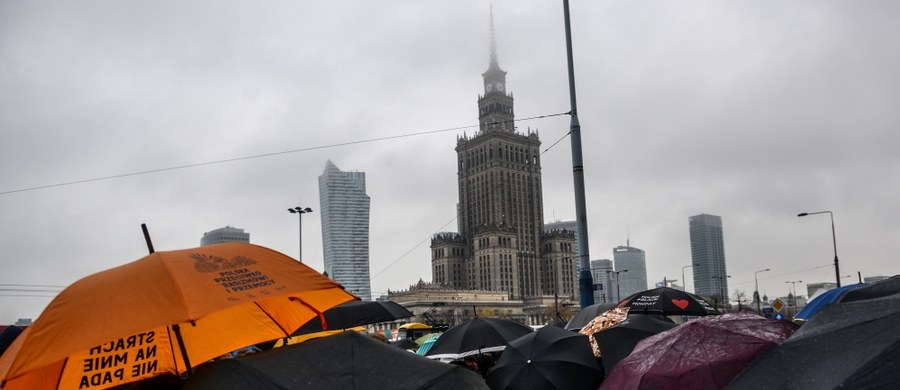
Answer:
388;280;525;326
430;17;575;302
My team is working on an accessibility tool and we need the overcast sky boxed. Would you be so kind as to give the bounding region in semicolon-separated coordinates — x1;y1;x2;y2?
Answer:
2;1;898;324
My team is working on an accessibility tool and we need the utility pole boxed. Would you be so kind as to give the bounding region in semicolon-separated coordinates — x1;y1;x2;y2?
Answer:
562;0;595;308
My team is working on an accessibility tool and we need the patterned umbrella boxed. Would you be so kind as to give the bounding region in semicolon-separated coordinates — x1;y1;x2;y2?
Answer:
617;287;720;316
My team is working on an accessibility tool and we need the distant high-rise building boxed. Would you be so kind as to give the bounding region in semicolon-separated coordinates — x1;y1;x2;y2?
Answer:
590;259;615;303
689;214;729;303
613;242;648;298
200;226;250;247
656;280;683;290
430;13;575;301
319;160;372;301
14;318;32;327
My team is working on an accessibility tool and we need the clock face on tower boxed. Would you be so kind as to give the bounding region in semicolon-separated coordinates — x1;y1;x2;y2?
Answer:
496;82;504;92
486;83;493;92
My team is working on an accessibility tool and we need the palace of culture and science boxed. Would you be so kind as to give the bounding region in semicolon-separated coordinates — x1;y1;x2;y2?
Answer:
388;16;578;326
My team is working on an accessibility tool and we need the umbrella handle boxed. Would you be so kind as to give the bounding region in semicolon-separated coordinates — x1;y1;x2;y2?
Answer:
141;224;155;254
171;324;193;376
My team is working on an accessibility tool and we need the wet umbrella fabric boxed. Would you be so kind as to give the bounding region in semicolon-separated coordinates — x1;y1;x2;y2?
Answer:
839;274;900;302
565;303;618;331
617;287;720;316
593;314;677;375
425;318;533;359
292;300;413;335
0;243;355;389
601;312;798;390
793;283;866;321
0;326;23;357
391;338;419;351
727;292;900;389
486;325;601;390
183;331;488;390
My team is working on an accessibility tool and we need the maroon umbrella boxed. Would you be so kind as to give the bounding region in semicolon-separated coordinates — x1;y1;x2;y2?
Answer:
600;312;798;390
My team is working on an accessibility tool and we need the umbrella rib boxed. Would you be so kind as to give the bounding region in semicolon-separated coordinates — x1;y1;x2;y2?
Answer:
290;297;328;331
53;357;68;388
156;252;196;320
254;302;292;336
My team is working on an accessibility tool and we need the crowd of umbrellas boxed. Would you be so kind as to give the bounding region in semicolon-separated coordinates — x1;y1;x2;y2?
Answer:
0;241;898;389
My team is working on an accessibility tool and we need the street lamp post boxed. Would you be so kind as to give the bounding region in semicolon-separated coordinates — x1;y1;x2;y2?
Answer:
287;207;313;262
711;275;731;310
606;270;628;302
785;280;803;307
554;260;560;325
682;263;699;293
798;211;840;287
754;268;771;315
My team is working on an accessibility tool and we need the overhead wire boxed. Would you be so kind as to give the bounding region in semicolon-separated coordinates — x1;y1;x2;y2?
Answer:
0;112;573;300
0;112;570;196
0;284;66;298
728;263;835;287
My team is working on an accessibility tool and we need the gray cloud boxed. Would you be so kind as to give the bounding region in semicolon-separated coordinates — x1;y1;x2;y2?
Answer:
1;1;898;323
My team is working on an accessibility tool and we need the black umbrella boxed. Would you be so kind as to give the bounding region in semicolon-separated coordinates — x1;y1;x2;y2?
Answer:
593;314;677;375
184;331;489;390
292;300;412;335
839;274;900;303
0;325;23;357
425;318;533;359
486;325;602;390
391;338;419;351
728;292;900;389
617;287;720;316
565;302;618;330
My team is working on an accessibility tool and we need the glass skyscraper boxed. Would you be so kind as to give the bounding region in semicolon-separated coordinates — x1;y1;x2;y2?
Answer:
319;160;372;301
589;259;615;303
689;214;729;304
613;243;648;299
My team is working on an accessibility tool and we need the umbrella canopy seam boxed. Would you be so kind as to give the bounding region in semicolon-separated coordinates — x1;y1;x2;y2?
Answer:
157;252;196;321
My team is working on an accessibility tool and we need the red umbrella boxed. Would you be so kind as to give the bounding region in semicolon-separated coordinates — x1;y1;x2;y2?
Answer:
600;312;798;390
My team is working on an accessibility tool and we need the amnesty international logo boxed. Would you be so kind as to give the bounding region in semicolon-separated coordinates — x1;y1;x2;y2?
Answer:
190;253;257;273
189;253;275;294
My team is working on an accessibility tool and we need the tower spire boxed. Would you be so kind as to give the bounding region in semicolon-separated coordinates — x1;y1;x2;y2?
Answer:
489;4;498;65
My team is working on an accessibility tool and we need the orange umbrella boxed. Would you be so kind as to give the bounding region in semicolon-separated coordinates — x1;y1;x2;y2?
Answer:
0;243;355;389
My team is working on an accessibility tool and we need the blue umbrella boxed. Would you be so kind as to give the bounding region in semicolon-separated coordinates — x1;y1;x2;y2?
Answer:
794;283;866;321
